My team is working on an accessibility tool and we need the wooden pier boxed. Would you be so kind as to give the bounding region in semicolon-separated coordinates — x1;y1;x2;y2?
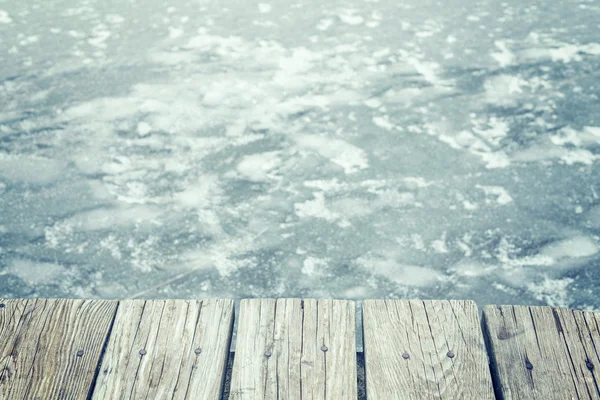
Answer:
1;298;599;399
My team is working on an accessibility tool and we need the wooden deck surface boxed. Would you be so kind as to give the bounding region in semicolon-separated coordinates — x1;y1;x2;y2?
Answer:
230;299;356;399
1;298;599;399
363;300;494;399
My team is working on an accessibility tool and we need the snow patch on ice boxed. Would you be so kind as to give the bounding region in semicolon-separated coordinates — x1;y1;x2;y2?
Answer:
181;234;256;277
0;157;66;185
550;43;600;63
425;122;511;169
452;261;494;278
63;206;163;231
258;3;272;13
540;236;599;260
302;256;328;277
483;74;526;106
106;14;124;24
317;18;333;31
477;185;513;205
528;277;574;308
491;40;515;67
406;58;443;86
372;115;394;131
168;27;184;39
295;192;340;222
136;121;152;137
338;9;364;25
175;175;224;210
88;26;111;48
295;134;368;174
560;149;598;165
237;151;281;182
431;234;449;253
0;10;13;24
5;259;67;286
359;252;444;287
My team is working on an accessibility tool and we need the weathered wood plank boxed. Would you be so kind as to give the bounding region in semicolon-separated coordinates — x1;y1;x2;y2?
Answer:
229;298;356;399
303;299;357;398
483;305;600;399
0;298;117;399
92;299;234;400
363;300;495;399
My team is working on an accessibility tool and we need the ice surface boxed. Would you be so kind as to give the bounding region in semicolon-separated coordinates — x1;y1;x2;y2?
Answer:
0;10;12;24
1;0;600;310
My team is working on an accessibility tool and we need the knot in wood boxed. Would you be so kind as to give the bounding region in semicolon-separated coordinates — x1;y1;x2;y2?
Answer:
194;347;202;355
447;351;455;359
402;352;410;360
587;361;594;371
0;303;5;309
264;351;272;358
139;349;147;356
525;361;533;370
321;345;328;352
76;350;84;357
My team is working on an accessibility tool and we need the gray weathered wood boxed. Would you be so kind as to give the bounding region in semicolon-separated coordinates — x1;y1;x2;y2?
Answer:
0;298;117;399
229;298;356;399
92;299;234;400
6;297;599;400
483;305;600;399
363;300;495;399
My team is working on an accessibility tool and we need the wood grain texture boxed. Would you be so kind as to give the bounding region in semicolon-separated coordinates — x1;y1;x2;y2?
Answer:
0;298;117;400
92;299;234;400
483;305;600;399
229;299;356;399
363;300;495;400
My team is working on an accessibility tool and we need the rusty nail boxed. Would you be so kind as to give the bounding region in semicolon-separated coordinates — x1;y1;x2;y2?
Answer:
195;348;202;355
321;345;328;352
265;351;272;358
447;351;455;359
76;350;84;357
587;361;594;371
525;361;533;370
402;352;410;360
139;349;147;356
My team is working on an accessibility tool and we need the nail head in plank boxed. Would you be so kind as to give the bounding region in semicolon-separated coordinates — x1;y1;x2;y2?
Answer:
230;298;357;399
483;305;600;400
0;298;117;399
363;300;495;400
91;299;234;400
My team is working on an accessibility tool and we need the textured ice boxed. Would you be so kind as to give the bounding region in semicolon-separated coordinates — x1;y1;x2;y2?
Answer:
236;151;281;183
294;134;369;174
5;259;67;286
1;0;600;310
258;3;272;14
0;157;66;184
0;10;12;24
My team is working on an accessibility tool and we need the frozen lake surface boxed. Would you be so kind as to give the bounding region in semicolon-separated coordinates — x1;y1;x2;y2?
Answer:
1;0;600;309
